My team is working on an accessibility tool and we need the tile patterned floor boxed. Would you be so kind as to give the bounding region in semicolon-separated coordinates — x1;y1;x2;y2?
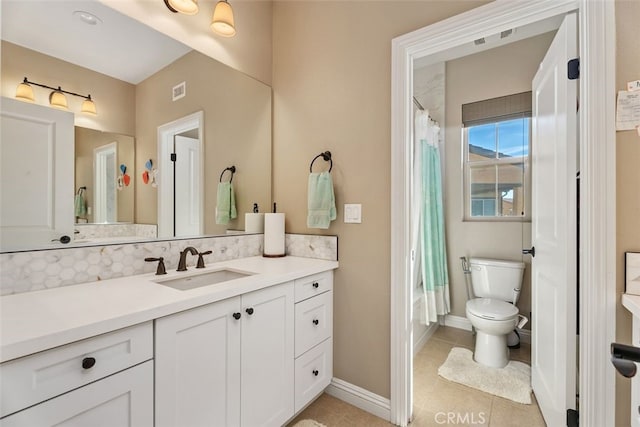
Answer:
288;326;546;426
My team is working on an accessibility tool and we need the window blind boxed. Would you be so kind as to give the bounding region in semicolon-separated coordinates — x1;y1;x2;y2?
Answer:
462;91;532;127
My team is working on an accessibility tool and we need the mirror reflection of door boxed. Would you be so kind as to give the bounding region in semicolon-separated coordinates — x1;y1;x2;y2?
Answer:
93;143;117;223
174;133;201;237
157;111;204;239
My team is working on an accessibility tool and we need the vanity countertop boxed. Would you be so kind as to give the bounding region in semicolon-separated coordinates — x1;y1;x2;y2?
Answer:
623;293;640;318
0;256;338;363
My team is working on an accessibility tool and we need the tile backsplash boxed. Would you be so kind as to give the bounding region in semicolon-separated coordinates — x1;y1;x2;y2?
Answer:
0;234;338;296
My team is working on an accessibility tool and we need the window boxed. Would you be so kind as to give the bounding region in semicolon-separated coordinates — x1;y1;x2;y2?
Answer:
462;92;531;220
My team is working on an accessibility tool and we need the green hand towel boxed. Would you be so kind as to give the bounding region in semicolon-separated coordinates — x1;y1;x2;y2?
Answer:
74;192;86;218
216;182;237;224
307;171;336;229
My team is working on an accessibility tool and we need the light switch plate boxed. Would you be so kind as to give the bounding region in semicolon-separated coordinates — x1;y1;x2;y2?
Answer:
344;204;362;223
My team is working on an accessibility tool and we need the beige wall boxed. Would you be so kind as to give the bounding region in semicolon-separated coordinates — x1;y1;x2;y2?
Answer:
1;41;135;135
135;50;272;232
615;1;640;425
444;33;555;323
272;0;488;399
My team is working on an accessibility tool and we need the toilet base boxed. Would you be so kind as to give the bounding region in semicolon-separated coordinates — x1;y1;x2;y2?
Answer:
474;330;509;368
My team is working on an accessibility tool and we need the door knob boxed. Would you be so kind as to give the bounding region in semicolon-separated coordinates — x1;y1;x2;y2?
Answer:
611;342;640;378
232;312;241;320
245;308;254;315
522;247;535;257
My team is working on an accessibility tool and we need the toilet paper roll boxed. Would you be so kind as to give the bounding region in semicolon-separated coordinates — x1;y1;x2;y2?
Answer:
245;213;265;233
263;213;285;257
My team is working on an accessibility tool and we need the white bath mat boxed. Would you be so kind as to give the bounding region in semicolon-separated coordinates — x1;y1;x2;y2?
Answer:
438;347;532;404
292;420;327;427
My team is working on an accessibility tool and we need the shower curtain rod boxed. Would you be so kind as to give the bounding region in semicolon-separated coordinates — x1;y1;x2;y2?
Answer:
413;96;425;111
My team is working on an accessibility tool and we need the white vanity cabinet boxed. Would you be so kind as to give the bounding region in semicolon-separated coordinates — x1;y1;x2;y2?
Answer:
155;281;294;427
0;322;153;426
293;271;334;413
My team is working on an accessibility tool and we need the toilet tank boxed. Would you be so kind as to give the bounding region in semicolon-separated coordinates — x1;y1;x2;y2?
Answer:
469;258;525;302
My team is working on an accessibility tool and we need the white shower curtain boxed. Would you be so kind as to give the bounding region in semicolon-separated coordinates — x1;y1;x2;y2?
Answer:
412;109;450;325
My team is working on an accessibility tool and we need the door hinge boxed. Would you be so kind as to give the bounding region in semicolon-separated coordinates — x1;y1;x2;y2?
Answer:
567;408;579;427
568;58;580;80
170;153;177;162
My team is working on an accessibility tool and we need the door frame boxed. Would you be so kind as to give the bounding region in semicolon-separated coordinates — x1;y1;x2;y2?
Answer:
93;142;118;224
390;1;616;426
157;111;204;238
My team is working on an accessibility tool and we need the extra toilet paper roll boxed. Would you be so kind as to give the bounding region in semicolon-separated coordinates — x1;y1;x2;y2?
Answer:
263;213;285;257
245;213;265;233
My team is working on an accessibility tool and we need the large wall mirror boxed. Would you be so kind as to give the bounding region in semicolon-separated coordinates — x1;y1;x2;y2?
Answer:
0;0;272;252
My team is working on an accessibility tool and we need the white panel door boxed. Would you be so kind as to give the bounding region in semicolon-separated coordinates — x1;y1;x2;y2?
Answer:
530;13;578;426
0;97;74;249
174;135;202;237
241;282;294;427
155;297;241;427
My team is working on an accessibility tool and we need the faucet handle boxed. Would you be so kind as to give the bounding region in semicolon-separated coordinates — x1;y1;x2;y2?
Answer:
196;250;213;268
145;257;167;275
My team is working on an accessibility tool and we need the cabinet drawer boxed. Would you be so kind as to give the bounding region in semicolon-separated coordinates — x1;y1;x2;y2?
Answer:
0;360;154;427
294;271;333;303
294;291;332;357
294;338;332;413
0;321;153;418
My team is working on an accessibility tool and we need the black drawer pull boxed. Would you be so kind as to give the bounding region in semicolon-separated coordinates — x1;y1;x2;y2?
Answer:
246;308;254;315
82;357;96;369
312;319;319;326
233;312;241;320
312;369;319;376
312;282;319;289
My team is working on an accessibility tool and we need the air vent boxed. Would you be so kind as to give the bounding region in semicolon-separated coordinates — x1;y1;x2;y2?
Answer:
172;81;186;101
474;38;486;45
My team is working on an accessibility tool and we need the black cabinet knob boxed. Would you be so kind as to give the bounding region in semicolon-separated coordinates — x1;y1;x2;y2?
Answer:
82;357;96;369
312;319;319;326
233;312;241;320
245;308;254;315
312;370;319;376
312;282;319;289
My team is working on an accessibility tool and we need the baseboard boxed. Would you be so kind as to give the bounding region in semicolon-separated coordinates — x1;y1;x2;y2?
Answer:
325;378;391;422
414;321;438;356
443;314;472;331
444;314;531;344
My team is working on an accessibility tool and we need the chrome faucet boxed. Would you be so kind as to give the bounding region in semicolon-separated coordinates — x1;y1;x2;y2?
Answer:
177;247;199;271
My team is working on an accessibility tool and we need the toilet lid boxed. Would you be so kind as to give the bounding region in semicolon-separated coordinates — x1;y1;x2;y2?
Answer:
467;298;518;321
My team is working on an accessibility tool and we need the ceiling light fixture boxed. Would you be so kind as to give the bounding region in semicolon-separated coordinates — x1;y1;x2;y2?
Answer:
164;0;199;15
15;78;97;115
211;0;236;37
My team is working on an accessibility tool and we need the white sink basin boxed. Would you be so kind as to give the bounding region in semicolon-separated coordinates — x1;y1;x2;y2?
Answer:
154;268;254;291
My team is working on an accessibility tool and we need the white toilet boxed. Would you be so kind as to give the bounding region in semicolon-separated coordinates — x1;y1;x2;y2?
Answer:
465;258;525;368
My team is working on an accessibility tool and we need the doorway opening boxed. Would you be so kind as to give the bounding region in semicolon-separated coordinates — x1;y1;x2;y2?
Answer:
391;1;616;426
157;111;204;238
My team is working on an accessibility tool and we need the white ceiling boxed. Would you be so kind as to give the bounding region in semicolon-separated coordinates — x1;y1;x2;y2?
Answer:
1;0;192;84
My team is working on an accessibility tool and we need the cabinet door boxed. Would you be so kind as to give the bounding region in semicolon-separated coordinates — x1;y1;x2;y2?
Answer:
0;361;153;427
155;297;241;427
241;282;294;427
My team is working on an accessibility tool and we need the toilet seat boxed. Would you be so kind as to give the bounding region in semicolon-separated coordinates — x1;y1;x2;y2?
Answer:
466;298;518;321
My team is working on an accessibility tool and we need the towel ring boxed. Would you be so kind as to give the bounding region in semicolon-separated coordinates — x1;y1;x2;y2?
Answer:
219;166;236;183
309;151;332;173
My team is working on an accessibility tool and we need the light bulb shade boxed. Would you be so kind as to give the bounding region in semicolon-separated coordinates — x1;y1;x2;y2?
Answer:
211;0;236;37
167;0;198;15
15;81;35;102
49;90;68;109
81;97;97;115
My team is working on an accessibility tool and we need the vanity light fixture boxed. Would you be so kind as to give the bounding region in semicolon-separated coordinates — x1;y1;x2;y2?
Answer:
211;0;236;37
164;0;199;15
15;77;97;115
